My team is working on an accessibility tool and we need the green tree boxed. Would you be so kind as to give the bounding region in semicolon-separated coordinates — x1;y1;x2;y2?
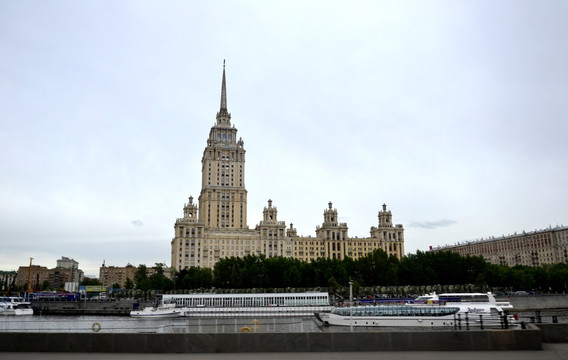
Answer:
328;276;340;292
40;280;50;291
124;277;134;290
134;264;148;287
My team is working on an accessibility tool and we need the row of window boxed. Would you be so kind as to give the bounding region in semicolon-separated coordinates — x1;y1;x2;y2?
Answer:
215;133;233;142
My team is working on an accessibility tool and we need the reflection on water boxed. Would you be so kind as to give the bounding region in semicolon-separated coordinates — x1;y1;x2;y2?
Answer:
0;316;326;334
1;310;564;334
0;315;456;334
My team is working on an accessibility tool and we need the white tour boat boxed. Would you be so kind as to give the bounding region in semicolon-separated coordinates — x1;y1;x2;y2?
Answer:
410;292;515;327
0;297;34;316
130;302;182;318
413;292;513;309
316;305;460;327
162;292;333;317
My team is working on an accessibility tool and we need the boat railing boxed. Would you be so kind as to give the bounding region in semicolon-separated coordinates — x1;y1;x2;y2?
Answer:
453;312;514;330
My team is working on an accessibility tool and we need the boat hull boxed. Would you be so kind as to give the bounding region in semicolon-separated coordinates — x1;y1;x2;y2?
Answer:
130;310;182;318
0;302;34;316
0;309;34;316
317;312;456;327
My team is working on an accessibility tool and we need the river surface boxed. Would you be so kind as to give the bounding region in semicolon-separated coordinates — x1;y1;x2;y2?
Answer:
0;315;337;334
0;315;472;334
1;308;566;334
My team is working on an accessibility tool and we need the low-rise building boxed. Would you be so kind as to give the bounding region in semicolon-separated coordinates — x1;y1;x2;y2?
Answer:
98;263;173;288
14;257;86;291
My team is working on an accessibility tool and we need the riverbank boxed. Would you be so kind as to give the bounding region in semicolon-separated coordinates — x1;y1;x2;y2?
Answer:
0;325;545;352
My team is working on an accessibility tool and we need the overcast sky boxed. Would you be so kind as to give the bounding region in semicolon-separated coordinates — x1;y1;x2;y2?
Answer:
1;1;567;277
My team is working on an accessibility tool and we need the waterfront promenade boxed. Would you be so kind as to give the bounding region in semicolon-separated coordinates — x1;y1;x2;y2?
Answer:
1;345;567;360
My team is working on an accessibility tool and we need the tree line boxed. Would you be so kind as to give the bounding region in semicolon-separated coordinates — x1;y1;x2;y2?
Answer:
164;249;568;294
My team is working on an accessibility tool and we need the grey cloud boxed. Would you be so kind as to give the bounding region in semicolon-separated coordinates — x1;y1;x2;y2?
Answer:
131;220;144;227
409;220;457;229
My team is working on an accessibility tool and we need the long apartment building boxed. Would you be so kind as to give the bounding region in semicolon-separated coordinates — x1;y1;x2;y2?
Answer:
430;225;568;266
171;63;404;270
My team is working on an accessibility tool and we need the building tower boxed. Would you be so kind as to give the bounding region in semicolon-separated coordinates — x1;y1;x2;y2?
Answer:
370;203;405;258
316;202;349;259
197;61;248;229
171;63;406;271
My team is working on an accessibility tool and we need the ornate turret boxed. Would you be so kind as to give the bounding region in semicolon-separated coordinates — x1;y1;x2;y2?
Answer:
183;196;198;221
378;203;392;228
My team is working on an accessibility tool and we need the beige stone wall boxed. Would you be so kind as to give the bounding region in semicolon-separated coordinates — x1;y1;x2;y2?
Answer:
171;200;405;270
99;265;137;287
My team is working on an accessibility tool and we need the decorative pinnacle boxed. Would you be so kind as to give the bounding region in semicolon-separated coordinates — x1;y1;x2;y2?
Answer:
220;60;227;111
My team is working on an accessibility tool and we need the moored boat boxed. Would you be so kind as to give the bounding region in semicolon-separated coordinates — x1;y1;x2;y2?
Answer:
130;302;182;318
413;292;513;309
410;292;516;326
162;292;333;317
0;297;34;316
316;305;460;327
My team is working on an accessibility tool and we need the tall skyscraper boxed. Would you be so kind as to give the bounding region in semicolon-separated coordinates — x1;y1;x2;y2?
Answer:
171;63;404;271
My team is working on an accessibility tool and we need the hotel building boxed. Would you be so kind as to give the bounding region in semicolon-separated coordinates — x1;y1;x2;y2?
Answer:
171;64;404;270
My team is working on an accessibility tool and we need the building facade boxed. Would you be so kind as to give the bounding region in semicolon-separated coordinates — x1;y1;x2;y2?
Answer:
98;263;173;288
0;271;17;293
430;226;568;267
170;64;405;271
15;265;50;290
14;257;85;292
99;264;137;288
56;256;84;287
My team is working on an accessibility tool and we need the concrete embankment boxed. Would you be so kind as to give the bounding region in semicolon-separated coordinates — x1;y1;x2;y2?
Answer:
537;324;568;343
0;326;543;353
506;295;568;310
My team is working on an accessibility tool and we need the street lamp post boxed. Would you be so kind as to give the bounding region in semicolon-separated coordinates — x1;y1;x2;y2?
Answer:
349;280;353;331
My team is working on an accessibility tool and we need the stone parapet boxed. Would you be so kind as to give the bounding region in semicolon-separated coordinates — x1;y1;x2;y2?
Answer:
0;327;542;353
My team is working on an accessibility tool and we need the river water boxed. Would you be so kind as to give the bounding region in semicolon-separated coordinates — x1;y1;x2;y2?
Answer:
0;315;338;334
0;315;469;334
1;309;565;334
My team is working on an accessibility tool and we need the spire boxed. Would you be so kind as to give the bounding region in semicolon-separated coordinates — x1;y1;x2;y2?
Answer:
220;59;227;111
215;60;231;125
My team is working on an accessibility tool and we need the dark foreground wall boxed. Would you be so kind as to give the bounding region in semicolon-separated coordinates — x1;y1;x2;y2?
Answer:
537;324;568;343
0;327;542;353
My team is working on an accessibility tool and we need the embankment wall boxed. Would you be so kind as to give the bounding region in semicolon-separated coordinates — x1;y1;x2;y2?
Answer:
0;327;542;353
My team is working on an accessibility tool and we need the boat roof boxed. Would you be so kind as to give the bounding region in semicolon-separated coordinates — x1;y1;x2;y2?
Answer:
163;292;329;299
